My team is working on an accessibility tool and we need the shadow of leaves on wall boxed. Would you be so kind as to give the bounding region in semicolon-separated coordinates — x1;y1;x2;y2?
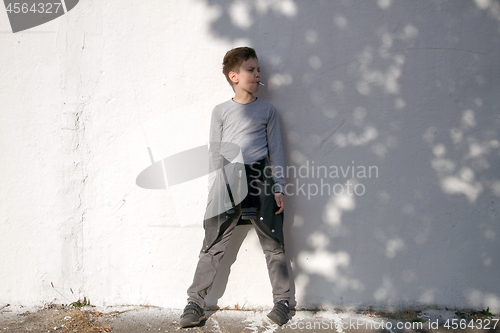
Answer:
198;0;500;311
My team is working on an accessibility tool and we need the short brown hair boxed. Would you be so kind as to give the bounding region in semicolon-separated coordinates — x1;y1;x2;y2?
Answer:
222;47;258;86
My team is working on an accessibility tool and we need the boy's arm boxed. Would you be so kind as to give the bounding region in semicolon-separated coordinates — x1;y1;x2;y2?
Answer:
208;107;223;193
267;106;285;194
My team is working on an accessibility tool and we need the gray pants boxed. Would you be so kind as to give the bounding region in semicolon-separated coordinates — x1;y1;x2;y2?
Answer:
187;204;291;308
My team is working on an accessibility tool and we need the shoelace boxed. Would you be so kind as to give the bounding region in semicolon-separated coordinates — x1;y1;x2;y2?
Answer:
181;302;202;317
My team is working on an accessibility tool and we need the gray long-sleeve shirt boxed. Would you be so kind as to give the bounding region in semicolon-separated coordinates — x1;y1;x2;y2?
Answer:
208;97;285;194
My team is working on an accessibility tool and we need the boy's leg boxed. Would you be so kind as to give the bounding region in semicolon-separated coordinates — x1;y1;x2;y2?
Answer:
187;208;241;308
251;218;291;304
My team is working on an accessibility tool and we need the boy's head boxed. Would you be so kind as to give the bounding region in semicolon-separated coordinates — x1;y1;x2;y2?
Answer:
222;47;258;87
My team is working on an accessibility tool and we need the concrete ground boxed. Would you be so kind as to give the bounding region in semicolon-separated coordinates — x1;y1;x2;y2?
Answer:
1;304;499;333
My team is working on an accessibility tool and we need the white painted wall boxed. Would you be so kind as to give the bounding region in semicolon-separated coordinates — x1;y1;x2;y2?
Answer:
1;0;499;311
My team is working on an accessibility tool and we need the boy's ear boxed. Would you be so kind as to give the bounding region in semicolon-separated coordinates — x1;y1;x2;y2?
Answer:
228;71;238;84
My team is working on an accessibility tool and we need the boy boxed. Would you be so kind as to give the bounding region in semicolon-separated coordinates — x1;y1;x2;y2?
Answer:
180;47;291;328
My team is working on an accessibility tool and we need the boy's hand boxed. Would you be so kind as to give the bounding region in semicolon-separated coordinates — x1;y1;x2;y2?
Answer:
274;193;285;214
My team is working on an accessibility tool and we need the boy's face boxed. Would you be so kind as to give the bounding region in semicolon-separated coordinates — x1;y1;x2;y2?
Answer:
229;57;261;94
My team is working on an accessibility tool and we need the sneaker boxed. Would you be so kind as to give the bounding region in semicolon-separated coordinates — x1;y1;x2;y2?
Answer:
180;302;206;328
267;300;290;326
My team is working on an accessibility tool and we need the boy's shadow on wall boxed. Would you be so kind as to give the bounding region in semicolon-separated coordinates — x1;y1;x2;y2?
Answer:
204;224;297;311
